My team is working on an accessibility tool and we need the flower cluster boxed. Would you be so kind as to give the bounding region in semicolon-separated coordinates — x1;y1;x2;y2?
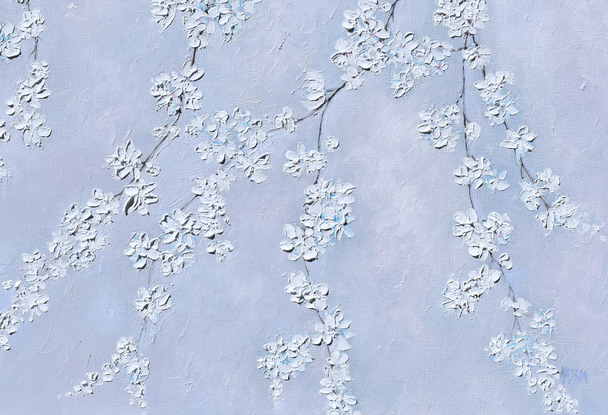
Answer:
151;0;262;46
418;104;461;150
332;0;391;89
125;209;202;275
134;285;173;324
283;143;327;179
387;32;453;98
487;329;578;412
442;264;501;315
260;271;360;415
483;291;581;413
474;70;519;125
19;9;45;40
433;0;490;38
331;1;454;95
0;189;118;350
125;167;238;269
453;208;513;260
57;196;118;270
257;335;314;404
281;179;356;261
190;108;269;176
285;271;329;311
193;170;239;261
193;171;232;231
6;60;52;147
150;64;205;115
518;168;594;233
453;155;509;191
63;337;150;409
428;3;590;413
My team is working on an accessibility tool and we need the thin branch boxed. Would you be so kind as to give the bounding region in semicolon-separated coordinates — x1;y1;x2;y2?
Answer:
385;0;402;31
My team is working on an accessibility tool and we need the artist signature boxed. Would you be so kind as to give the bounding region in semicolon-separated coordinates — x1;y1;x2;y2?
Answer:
561;367;588;385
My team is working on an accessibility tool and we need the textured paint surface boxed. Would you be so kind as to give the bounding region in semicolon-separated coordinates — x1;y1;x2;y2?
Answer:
0;0;607;414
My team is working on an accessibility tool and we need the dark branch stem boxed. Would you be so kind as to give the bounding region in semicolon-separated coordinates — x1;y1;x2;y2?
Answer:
469;34;553;221
460;35;521;334
385;0;401;31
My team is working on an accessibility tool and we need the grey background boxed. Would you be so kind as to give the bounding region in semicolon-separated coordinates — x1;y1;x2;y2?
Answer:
0;0;606;414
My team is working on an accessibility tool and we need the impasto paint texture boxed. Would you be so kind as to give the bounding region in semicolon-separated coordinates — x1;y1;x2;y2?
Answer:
0;0;606;414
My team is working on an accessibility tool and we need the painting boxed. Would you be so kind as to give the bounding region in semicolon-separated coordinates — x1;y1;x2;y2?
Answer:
0;1;606;414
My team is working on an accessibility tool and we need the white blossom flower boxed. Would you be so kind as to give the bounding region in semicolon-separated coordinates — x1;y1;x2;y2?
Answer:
501;125;536;158
160;245;195;276
302;69;326;110
284;143;327;179
453;155;493;189
465;121;481;141
453;209;512;260
388;32;453;97
325;136;339;152
486;333;511;362
0;23;21;61
280;179;356;261
65;337;150;408
236;151;271;183
418;104;460;150
87;189;120;221
473;71;519;125
474;70;515;102
195;108;267;164
12;111;51;147
537;195;580;232
519;168;560;211
134;285;172;324
442;279;480;315
150;0;181;32
285;271;329;311
498;252;513;270
485;92;519;125
462;45;490;69
159;209;202;246
150;69;203;115
105;140;142;180
502;297;531;317
124;233;161;269
542;385;579;414
443;265;500;315
273;106;297;133
487;170;510;191
312;309;354;351
484;212;514;246
280;224;320;261
123;179;159;215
